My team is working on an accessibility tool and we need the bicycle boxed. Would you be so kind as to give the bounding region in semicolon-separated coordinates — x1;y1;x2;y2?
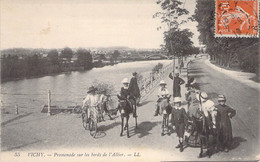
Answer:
81;105;99;137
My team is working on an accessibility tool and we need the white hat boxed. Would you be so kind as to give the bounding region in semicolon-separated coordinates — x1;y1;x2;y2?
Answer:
218;94;226;101
196;92;208;102
121;78;129;84
190;79;196;85
159;80;167;85
173;97;182;103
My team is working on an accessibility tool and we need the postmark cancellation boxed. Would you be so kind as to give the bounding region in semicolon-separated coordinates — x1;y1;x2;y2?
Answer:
215;0;259;38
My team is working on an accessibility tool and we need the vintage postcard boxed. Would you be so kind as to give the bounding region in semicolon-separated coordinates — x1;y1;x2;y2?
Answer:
0;0;259;162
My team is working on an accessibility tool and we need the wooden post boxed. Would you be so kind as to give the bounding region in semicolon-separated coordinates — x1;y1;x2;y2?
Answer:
16;104;19;115
48;90;51;116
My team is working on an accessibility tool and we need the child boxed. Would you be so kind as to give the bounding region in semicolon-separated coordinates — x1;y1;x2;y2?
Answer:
154;80;170;116
171;97;188;152
215;95;236;152
82;86;99;120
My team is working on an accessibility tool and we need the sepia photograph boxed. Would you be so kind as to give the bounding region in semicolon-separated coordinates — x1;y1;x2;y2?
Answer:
0;0;259;161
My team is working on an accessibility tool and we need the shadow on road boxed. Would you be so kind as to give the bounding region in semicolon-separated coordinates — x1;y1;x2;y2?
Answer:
229;136;247;150
98;122;121;132
128;121;160;138
1;113;33;127
139;100;153;107
93;122;121;139
2;139;43;151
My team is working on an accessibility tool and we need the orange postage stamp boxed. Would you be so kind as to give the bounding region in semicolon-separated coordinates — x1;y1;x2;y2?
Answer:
215;0;259;37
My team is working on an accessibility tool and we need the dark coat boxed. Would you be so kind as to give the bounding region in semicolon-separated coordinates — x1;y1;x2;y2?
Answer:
129;77;140;98
119;87;133;100
117;87;134;115
172;107;188;137
169;73;185;97
215;104;236;147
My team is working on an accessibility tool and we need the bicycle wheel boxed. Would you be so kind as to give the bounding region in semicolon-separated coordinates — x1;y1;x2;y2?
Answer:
89;117;97;137
82;113;89;130
106;96;118;119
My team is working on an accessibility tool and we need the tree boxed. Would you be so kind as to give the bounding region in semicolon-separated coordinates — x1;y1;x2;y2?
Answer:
47;49;59;65
154;0;193;66
164;28;194;57
60;47;73;61
154;0;189;31
76;48;93;70
112;50;120;61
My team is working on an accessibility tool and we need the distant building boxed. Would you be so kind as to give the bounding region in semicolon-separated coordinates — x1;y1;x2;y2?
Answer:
42;54;48;58
70;57;78;63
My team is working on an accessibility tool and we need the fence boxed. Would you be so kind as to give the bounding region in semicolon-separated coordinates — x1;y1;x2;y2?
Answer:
139;62;173;99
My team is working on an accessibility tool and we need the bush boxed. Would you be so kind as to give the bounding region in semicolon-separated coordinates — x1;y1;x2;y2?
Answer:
239;54;258;73
136;72;143;86
152;63;163;74
92;80;115;96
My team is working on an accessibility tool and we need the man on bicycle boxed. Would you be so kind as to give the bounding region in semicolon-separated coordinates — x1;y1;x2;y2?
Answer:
82;86;99;121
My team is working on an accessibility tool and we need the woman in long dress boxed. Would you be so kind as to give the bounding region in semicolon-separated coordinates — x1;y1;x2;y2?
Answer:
215;94;236;152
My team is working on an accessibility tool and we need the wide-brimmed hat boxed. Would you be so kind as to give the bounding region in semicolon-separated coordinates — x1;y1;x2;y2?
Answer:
159;80;167;85
187;78;195;84
185;83;191;88
87;86;97;93
173;97;182;103
132;72;137;76
191;83;199;90
121;78;129;84
196;92;208;101
189;78;196;85
218;94;226;101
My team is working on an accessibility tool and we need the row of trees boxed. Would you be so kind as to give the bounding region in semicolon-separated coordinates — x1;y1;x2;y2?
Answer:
1;47;93;82
193;1;259;75
154;0;200;61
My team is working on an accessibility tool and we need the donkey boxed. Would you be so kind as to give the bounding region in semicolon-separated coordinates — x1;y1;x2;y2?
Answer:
117;96;137;138
159;95;172;136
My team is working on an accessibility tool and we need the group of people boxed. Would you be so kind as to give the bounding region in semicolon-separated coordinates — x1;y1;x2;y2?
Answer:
154;71;236;157
82;72;141;120
82;68;236;157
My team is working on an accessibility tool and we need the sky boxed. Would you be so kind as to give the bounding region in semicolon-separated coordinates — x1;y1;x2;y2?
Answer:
0;0;199;50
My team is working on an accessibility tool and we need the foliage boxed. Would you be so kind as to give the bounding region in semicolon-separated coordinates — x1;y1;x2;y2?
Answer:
154;0;189;30
1;47;94;82
164;28;194;56
60;47;73;60
92;80;115;96
136;73;143;85
154;0;196;57
152;63;164;74
76;48;93;70
112;50;120;61
47;49;59;65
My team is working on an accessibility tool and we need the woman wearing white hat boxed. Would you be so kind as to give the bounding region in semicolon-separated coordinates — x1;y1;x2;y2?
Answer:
215;94;236;152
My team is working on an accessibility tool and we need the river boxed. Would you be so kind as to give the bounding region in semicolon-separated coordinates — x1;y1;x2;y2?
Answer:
0;60;173;113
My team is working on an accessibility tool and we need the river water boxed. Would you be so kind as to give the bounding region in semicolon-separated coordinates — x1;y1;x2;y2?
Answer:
0;60;172;113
